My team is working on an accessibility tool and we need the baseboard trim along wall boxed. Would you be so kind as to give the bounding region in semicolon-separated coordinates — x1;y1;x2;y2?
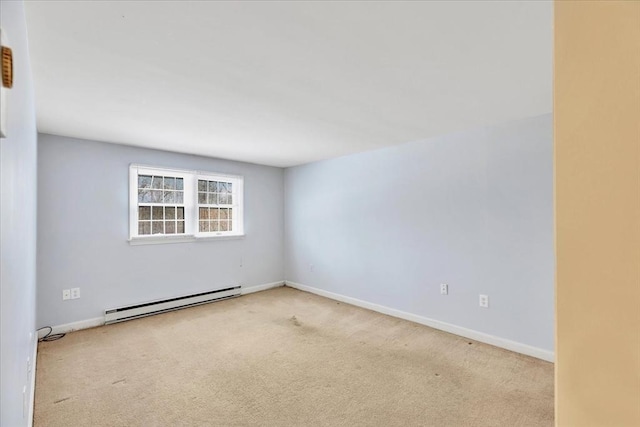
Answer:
39;281;286;337
241;281;285;295
285;281;554;362
38;316;105;338
28;336;37;427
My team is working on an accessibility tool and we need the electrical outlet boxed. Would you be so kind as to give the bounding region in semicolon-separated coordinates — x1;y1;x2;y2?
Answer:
70;288;80;299
62;289;71;300
479;294;489;308
440;284;448;295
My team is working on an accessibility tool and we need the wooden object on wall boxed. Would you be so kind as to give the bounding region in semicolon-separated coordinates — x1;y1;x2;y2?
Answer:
1;45;12;89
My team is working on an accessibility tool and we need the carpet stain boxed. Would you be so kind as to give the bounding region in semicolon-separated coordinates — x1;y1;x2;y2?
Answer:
112;379;126;385
53;397;71;404
289;316;301;327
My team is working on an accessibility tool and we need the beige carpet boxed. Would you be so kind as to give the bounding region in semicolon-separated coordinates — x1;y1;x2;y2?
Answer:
34;286;553;426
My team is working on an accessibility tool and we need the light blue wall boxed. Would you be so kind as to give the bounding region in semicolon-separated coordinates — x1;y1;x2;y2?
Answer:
284;114;554;351
0;1;39;425
37;134;284;327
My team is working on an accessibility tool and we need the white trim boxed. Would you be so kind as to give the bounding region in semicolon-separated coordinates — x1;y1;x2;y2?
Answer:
37;317;104;338
284;281;554;362
195;234;245;242
129;164;244;182
130;163;194;175
128;233;246;245
129;234;197;245
241;281;285;295
28;336;37;427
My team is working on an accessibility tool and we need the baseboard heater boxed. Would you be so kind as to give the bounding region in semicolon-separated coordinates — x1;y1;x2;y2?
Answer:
104;286;241;324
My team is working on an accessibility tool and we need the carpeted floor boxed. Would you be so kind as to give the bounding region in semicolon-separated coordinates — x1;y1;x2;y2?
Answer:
34;286;553;426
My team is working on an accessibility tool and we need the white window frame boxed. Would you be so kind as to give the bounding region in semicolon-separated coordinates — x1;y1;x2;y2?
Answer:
129;164;244;245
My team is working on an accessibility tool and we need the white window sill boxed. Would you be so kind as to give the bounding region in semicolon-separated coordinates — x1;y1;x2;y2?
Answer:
195;233;245;242
129;234;245;246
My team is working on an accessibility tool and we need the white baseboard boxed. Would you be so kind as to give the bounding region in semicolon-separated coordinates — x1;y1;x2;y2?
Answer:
39;281;286;338
285;281;554;362
38;317;105;338
241;281;285;295
28;336;37;427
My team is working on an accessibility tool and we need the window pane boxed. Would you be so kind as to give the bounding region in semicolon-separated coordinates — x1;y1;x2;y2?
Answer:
208;193;218;204
138;190;152;203
152;221;164;234
165;221;176;234
138;221;151;235
151;190;163;203
176;207;184;219
152;206;164;220
218;193;230;204
228;220;233;231
209;208;219;220
227;182;233;193
228;208;233;219
164;191;175;203
177;220;185;233
210;221;219;232
165;207;176;219
217;182;228;193
198;180;207;191
199;221;209;232
152;176;163;189
176;178;184;191
219;220;229;231
198;192;207;204
138;175;152;189
139;206;151;220
175;192;184;204
163;177;176;190
220;208;229;220
199;207;209;220
208;181;217;192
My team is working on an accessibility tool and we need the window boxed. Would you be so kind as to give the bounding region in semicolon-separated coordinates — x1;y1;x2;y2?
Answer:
197;178;236;233
136;173;186;236
129;165;243;243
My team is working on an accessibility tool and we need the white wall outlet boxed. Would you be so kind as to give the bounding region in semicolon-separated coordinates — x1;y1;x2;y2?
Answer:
440;284;448;295
62;289;71;300
70;287;80;299
479;294;489;308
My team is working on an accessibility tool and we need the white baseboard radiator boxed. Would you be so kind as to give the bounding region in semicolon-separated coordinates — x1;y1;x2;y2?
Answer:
104;286;241;324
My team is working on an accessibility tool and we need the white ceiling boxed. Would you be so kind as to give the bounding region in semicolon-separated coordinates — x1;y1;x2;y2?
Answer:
24;1;552;168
